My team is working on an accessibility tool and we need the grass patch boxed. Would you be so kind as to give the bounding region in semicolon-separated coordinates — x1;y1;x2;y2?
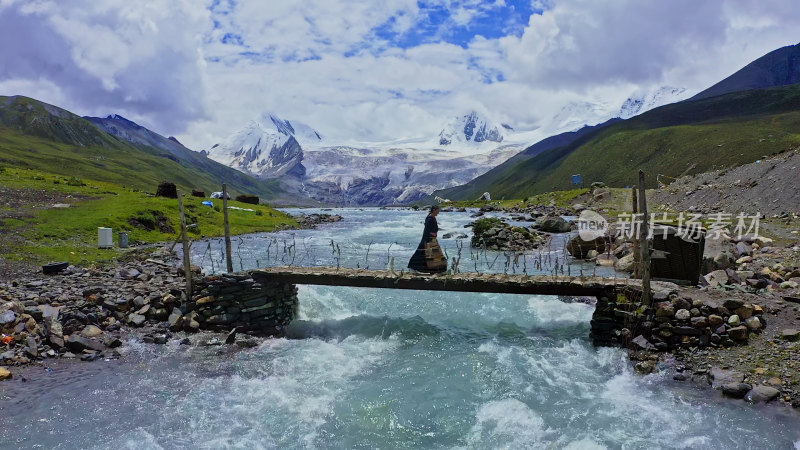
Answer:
523;188;589;208
0;167;296;266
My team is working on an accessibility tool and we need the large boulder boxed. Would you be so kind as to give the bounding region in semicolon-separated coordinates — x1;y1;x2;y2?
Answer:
616;253;635;272
533;215;571;233
745;385;780;403
703;270;729;287
721;383;752;399
709;367;745;389
566;235;607;259
65;335;106;352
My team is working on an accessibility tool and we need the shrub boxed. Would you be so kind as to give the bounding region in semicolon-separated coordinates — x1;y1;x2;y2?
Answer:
191;189;206;198
470;217;504;235
255;209;263;216
155;181;177;198
66;176;85;186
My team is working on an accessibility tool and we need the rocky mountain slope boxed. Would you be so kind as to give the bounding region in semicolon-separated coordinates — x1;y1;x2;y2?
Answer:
650;147;800;217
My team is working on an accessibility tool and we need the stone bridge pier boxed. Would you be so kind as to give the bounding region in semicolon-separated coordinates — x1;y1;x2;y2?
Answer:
185;272;299;335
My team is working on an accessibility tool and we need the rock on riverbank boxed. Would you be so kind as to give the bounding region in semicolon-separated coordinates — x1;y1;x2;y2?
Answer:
468;217;548;251
0;248;206;378
294;213;343;228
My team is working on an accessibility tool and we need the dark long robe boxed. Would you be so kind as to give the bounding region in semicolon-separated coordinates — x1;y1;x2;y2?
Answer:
407;214;445;272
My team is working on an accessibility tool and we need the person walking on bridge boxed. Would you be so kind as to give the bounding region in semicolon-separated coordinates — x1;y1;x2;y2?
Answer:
408;205;447;273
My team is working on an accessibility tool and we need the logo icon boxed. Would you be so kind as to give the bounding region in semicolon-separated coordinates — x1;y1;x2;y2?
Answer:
577;209;608;240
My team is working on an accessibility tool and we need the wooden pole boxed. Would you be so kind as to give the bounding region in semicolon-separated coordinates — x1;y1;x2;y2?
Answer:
223;184;233;273
178;190;193;299
637;170;651;306
631;187;640;278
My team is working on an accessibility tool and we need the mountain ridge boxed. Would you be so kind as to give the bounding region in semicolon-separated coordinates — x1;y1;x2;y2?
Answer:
691;43;800;100
0;96;288;201
432;83;800;201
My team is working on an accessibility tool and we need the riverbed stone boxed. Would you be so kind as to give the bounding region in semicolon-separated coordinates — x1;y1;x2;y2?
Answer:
631;335;654;350
721;383;752;399
781;329;800;341
655;303;675;319
723;299;744;311
735;305;754;320
766;377;783;387
710;367;745;389
186;318;200;332
534;215;571;233
704;270;729;287
671;297;691;311
167;311;184;331
708;315;724;327
675;309;691;320
728;326;748;341
65;335;106;352
690;316;708;328
0;310;16;325
745;385;780;403
674;326;702;336
127;313;146;327
80;325;103;338
0;367;11;381
744;316;762;331
207;313;237;325
196;296;216;305
728;315;741;326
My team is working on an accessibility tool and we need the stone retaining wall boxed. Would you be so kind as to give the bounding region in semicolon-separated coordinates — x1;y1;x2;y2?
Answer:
185;273;298;335
590;286;766;352
589;289;627;347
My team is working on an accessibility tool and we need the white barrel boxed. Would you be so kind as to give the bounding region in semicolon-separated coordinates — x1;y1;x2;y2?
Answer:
98;227;113;248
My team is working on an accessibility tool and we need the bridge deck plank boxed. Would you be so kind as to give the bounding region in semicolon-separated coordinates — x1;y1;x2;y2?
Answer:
250;267;643;297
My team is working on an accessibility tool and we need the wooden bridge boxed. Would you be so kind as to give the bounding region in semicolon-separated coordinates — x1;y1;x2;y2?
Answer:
251;266;642;297
189;266;678;347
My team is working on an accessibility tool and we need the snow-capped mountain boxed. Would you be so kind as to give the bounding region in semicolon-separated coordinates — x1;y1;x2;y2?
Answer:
204;88;688;205
206;113;322;178
542;86;690;134
205;111;525;205
545;100;615;134
438;111;504;146
618;86;689;119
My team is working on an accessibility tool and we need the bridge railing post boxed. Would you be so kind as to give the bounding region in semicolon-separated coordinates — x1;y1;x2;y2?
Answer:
637;170;652;307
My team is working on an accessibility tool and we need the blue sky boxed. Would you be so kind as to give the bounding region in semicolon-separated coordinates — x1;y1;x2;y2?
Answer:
1;0;798;149
373;0;543;49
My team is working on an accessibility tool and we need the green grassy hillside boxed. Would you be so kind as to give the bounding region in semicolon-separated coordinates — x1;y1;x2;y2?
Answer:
0;167;296;266
0;95;284;199
436;84;800;200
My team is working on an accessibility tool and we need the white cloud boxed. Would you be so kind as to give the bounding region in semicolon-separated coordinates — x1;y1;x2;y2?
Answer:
1;0;798;151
